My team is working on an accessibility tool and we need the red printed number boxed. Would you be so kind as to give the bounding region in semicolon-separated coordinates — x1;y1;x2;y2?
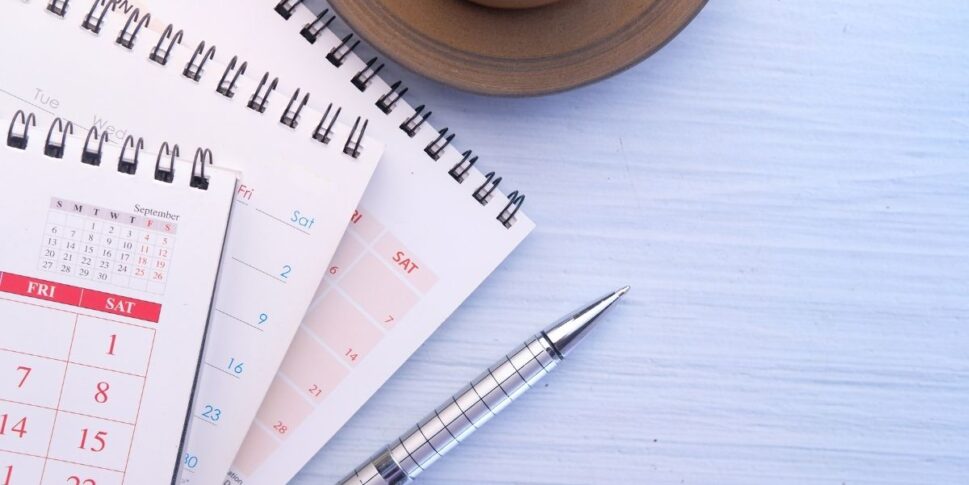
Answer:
78;429;107;452
2;465;11;485
94;382;110;403
67;477;96;485
345;348;359;362
0;414;27;438
272;421;288;434
107;334;117;355
15;366;30;388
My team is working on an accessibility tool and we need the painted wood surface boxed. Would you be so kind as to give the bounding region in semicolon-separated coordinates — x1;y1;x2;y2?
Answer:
294;1;969;483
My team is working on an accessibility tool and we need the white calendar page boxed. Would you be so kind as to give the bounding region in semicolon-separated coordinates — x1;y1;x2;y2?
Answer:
0;129;235;484
0;4;383;485
125;1;536;483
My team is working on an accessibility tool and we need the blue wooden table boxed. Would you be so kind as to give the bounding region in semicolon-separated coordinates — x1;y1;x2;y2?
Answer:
296;1;969;483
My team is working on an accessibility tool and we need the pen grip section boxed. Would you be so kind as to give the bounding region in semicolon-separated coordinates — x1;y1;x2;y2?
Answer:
388;333;561;479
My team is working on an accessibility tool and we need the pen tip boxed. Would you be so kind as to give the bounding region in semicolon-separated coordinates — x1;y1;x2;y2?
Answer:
616;285;630;296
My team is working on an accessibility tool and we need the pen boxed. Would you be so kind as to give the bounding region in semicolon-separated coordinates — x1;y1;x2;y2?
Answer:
337;286;630;485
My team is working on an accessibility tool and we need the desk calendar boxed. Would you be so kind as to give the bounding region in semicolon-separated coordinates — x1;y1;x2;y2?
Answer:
119;1;536;482
0;4;382;484
0;115;236;484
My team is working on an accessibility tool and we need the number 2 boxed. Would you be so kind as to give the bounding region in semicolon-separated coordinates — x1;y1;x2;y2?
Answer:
280;265;292;279
15;366;30;388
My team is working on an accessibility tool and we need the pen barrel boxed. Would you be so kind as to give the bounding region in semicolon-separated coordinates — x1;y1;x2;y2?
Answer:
337;332;561;485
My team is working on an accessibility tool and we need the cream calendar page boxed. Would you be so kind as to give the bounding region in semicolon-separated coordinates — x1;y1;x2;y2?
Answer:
0;3;383;484
122;1;536;483
0;128;235;484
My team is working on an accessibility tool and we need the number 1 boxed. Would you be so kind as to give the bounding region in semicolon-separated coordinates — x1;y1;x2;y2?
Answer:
2;465;10;485
107;334;117;355
15;366;30;388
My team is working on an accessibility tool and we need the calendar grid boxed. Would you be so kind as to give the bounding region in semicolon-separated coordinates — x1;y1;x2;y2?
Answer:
0;279;157;484
37;314;77;484
242;209;440;466
40;198;178;295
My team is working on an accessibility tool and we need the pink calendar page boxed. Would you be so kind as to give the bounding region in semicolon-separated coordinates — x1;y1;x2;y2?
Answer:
0;126;235;484
0;4;383;484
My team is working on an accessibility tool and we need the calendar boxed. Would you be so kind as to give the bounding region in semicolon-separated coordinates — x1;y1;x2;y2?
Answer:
106;1;536;482
0;5;382;485
235;208;439;471
0;113;236;484
0;274;157;485
40;199;177;294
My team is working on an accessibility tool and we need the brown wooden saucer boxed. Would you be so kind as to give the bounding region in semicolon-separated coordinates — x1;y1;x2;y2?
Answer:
328;0;708;96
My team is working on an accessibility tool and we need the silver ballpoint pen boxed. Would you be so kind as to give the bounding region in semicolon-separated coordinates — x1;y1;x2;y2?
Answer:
337;286;630;485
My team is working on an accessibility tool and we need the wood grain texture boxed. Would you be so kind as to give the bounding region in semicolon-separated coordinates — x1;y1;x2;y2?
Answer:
294;0;969;483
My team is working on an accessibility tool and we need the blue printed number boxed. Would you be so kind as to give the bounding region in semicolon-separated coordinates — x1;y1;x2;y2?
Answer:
183;452;199;469
228;357;245;375
258;313;269;325
201;404;221;422
280;265;292;279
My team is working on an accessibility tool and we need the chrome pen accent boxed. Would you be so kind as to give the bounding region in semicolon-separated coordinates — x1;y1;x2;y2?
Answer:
338;286;629;485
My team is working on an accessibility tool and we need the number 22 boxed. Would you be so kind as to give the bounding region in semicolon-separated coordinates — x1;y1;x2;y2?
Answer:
67;477;96;485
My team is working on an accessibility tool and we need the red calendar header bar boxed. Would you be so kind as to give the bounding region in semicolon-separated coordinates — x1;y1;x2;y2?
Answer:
0;272;161;323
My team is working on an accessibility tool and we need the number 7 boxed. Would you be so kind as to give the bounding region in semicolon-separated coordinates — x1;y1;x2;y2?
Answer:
15;367;30;388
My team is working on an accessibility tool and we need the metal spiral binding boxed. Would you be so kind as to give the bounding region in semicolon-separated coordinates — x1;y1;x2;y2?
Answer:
376;81;409;114
497;191;525;227
81;126;106;165
190;148;213;189
400;105;431;138
183;41;216;82
270;1;527;227
473;172;502;205
149;24;183;66
326;34;359;67
424;128;454;161
115;8;150;49
449;150;478;183
274;0;304;20
280;89;310;128
247;73;279;113
300;9;334;44
81;0;114;34
7;112;213;190
154;142;178;183
312;104;342;144
44;118;74;159
46;0;70;17
343;117;367;159
6;111;36;149
117;135;143;174
216;56;248;98
351;57;384;92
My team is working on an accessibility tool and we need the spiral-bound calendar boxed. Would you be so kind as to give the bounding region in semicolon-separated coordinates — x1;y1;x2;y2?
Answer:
116;1;536;483
0;3;389;484
0;112;235;484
